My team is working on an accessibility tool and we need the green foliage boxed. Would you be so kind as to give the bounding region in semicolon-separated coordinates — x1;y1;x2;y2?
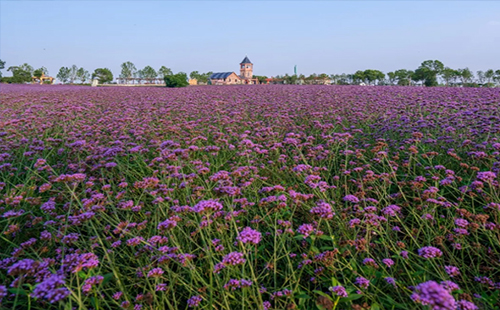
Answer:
252;75;268;84
158;66;173;78
57;67;71;83
92;68;114;84
0;59;5;78
140;66;157;82
6;64;32;83
76;67;90;83
164;72;188;87
33;67;48;78
120;61;137;82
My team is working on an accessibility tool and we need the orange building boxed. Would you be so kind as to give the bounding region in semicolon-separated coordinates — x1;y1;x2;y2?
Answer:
209;56;259;85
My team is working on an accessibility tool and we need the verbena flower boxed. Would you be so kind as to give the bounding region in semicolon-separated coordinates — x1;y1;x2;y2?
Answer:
411;281;455;310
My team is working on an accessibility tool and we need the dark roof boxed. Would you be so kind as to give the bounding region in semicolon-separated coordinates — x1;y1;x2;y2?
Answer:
210;72;236;79
240;56;252;64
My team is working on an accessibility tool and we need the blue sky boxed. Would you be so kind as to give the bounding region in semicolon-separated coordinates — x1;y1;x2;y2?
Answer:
1;1;499;79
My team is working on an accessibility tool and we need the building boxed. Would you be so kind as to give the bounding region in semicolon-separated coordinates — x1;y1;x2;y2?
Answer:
209;56;259;85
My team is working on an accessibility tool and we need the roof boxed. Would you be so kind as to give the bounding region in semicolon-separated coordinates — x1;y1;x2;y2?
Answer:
210;72;236;79
240;56;252;64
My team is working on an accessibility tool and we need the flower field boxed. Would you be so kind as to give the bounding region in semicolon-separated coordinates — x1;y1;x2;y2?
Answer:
0;84;499;310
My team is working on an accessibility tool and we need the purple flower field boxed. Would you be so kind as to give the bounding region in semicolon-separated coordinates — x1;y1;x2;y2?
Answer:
0;84;499;309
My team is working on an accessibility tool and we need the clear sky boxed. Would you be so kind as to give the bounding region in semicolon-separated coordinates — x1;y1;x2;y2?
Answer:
1;1;499;79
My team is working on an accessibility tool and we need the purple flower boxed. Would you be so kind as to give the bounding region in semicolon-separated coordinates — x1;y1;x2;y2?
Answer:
32;274;70;303
222;252;246;266
477;171;496;183
329;285;348;297
187;295;202;307
297;224;314;238
411;281;456;310
310;201;334;219
400;250;409;259
343;195;359;203
0;285;7;301
418;246;443;259
263;301;272;310
440;280;460;293
382;258;395;268
456;300;478;310
444;266;460;277
147;267;164;278
385;277;396;287
191;199;223;213
236;227;262;245
355;276;370;289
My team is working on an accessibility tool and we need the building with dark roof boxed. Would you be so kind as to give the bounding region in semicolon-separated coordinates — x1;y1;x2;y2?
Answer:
209;56;259;85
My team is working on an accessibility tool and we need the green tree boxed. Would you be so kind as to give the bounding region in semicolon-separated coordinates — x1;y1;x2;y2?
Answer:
33;67;48;78
57;67;71;83
0;59;5;78
189;71;200;80
476;71;485;85
457;68;473;85
484;69;495;84
441;68;457;86
140;66;157;83
416;60;444;86
120;61;137;84
68;65;78;83
353;70;365;84
92;68;113;84
387;72;396;85
394;69;413;86
158;66;173;78
7;65;32;83
76;68;90;83
164;72;188;88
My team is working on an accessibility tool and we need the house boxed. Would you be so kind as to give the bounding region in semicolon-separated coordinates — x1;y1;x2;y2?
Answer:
209;56;259;85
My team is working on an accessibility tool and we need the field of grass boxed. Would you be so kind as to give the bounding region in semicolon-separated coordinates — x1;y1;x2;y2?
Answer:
0;84;499;310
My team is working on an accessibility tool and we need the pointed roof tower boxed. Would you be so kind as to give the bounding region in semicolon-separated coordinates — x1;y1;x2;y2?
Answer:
240;56;252;64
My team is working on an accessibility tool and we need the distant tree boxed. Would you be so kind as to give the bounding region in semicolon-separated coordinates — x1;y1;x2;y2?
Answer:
57;67;71;83
0;59;4;78
76;68;90;83
198;72;213;83
7;65;32;83
140;66;157;83
33;67;49;78
387;72;396;85
92;68;113;84
484;69;495;84
476;71;485;85
158;66;173;78
164;72;188;88
190;71;200;80
457;68;473;85
416;60;444;86
441;68;457;86
19;63;34;76
68;65;79;83
353;70;365;84
494;70;500;85
394;69;413;86
120;61;137;84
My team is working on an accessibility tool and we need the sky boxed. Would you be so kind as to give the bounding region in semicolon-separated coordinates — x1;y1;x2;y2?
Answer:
1;1;500;80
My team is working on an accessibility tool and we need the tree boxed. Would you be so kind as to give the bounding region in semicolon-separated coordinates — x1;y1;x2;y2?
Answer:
457;68;473;85
394;69;413;86
476;71;485;85
417;60;444;86
57;67;71;83
495;70;500;85
33;67;49;78
158;66;173;79
190;71;200;80
164;72;188;88
484;69;495;85
68;65;78;83
120;61;137;83
92;68;113;84
7;65;32;83
0;59;5;78
441;68;457;86
76;68;90;83
353;70;365;84
387;72;396;85
138;65;157;83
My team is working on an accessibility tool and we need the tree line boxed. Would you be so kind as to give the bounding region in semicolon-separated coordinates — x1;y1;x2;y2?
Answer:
274;60;500;87
1;59;499;87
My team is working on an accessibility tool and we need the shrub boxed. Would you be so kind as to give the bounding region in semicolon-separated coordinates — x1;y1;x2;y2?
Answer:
164;72;188;88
